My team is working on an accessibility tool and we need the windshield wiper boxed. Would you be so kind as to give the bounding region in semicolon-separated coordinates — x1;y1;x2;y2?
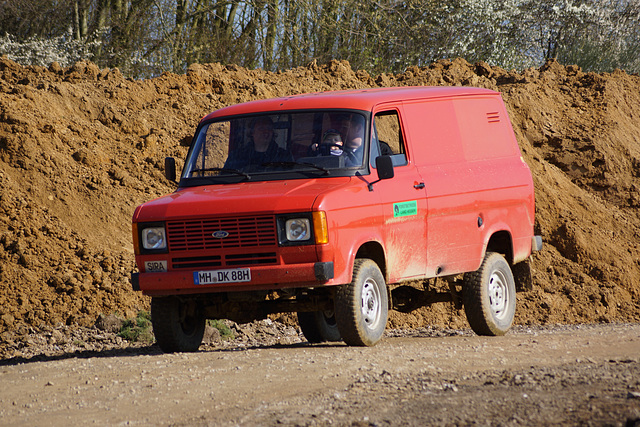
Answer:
190;167;251;179
261;161;329;175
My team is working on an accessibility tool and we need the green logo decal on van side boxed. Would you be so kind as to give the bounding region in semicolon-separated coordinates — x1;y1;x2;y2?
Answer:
393;201;418;218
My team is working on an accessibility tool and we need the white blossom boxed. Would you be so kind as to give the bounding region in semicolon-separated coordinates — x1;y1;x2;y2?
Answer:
0;27;103;68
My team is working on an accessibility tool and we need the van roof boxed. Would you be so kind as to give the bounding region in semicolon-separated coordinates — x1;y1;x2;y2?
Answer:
202;86;499;121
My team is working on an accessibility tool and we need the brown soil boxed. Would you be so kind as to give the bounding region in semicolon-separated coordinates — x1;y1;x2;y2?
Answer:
1;56;639;336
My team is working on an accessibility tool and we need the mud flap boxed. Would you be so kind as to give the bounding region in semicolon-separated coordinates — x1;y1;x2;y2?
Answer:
512;259;533;292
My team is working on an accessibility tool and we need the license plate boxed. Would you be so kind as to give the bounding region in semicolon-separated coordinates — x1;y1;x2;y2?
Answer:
194;268;251;285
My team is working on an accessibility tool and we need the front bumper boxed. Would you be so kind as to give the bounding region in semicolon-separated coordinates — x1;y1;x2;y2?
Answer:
132;261;334;296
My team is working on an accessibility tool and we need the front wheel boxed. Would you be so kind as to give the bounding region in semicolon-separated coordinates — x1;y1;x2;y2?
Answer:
151;296;205;353
335;259;388;346
463;252;516;336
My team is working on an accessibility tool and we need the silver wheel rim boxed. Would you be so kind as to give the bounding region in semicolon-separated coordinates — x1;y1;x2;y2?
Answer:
488;270;509;320
361;278;382;330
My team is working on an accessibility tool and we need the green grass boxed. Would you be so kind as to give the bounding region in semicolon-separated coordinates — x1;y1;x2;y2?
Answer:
116;312;234;343
208;319;235;341
118;310;155;343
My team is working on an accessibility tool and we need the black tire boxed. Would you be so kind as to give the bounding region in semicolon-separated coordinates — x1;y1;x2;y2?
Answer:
151;296;205;353
297;310;341;343
463;252;516;336
335;259;388;346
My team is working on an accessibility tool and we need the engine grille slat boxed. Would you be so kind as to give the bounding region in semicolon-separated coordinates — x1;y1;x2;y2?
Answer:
170;253;278;269
167;215;278;252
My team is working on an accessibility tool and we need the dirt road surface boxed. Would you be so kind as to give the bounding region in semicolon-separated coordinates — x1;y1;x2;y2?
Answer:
1;323;639;426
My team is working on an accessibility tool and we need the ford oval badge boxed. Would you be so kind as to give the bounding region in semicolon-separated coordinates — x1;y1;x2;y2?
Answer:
212;230;229;239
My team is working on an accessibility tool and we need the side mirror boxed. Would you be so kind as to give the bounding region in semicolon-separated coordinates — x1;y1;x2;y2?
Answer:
165;157;177;182
367;155;394;191
375;155;395;180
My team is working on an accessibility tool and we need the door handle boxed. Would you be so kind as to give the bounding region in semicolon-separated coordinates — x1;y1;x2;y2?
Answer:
414;182;425;189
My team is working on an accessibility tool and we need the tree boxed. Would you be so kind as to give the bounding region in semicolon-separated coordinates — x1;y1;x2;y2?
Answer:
1;0;639;77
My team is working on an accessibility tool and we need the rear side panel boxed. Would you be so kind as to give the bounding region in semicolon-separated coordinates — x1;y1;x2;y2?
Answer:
403;95;535;276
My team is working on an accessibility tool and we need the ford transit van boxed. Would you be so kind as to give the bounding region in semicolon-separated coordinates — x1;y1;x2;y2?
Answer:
131;86;542;352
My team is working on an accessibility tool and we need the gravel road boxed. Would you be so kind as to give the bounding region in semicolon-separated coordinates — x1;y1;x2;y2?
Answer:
1;323;639;426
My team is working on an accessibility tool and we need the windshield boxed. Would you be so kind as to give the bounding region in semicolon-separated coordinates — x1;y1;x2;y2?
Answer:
182;111;368;182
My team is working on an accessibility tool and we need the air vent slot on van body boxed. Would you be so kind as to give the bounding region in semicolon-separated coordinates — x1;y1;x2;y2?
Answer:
486;112;501;123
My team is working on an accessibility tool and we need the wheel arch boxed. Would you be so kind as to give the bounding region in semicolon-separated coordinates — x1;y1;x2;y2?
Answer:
482;230;533;292
355;241;387;280
485;230;514;265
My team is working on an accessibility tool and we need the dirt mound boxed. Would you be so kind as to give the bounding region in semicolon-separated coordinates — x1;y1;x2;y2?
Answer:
0;56;639;334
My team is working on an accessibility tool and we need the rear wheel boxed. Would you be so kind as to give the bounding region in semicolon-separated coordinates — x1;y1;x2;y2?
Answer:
335;259;388;346
463;252;516;336
297;310;341;343
151;296;205;353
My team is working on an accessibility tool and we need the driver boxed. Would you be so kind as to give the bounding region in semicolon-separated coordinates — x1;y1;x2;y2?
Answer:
224;116;292;170
308;129;344;156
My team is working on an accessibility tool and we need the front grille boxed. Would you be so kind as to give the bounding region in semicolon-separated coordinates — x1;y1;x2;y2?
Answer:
171;252;278;270
172;255;222;270
167;215;277;251
225;252;278;266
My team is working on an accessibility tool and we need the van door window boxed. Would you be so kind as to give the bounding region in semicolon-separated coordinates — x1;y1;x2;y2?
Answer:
372;111;407;167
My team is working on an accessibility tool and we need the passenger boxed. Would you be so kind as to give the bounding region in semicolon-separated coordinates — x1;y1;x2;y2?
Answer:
308;129;344;156
339;114;366;166
224;116;292;171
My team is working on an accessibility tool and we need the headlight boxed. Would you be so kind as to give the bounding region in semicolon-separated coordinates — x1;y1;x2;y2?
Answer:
285;218;311;241
142;227;167;250
277;213;326;246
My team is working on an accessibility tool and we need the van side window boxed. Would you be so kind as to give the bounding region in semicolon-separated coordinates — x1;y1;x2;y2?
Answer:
372;111;407;167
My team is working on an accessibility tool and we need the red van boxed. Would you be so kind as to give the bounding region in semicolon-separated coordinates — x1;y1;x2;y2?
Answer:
131;87;542;352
